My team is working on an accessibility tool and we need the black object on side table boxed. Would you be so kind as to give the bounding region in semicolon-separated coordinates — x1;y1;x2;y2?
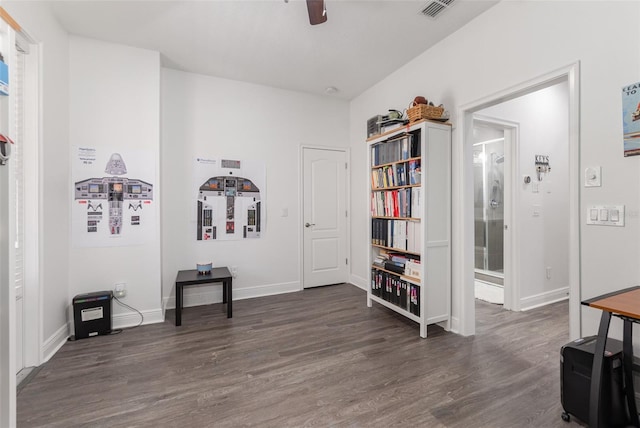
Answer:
175;267;232;326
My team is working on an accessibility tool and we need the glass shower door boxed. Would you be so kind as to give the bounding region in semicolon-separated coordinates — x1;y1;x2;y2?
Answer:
473;128;505;283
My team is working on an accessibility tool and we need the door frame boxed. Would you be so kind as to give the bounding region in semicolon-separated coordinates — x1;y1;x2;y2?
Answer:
454;62;581;338
22;40;42;369
299;145;350;290
473;115;520;311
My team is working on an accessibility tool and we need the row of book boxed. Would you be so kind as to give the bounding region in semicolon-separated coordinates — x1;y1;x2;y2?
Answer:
371;269;421;316
371;218;422;252
372;250;421;277
371;130;421;166
371;159;421;189
371;187;421;218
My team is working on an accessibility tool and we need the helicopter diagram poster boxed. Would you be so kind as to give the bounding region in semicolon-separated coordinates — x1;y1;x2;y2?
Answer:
72;146;157;247
193;157;265;241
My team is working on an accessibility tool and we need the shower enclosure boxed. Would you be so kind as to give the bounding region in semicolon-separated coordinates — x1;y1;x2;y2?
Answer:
473;126;505;286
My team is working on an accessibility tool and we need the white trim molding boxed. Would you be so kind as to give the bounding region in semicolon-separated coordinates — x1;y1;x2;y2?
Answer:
520;287;570;312
163;280;301;311
454;62;581;338
112;309;164;330
42;323;70;363
349;274;367;291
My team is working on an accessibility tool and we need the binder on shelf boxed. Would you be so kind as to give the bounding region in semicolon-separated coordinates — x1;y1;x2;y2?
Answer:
409;284;420;316
370;268;413;311
410;131;421;158
401;137;409;160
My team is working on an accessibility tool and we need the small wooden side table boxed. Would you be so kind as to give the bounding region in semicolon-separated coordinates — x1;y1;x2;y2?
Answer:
175;267;232;326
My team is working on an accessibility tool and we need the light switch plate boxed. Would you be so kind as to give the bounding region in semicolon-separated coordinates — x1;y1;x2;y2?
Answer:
585;166;601;187
586;205;624;226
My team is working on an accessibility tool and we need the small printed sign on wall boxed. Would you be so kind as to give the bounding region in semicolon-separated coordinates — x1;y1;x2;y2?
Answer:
622;81;640;157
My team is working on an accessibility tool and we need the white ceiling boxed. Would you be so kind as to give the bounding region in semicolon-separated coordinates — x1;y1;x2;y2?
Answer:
49;0;499;100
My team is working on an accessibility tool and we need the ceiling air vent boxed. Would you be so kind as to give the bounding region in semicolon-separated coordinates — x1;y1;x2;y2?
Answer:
420;0;455;19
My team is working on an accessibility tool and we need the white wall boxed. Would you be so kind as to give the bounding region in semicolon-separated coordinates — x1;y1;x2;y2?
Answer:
479;82;570;309
161;69;350;308
69;37;162;327
3;2;70;360
349;1;640;336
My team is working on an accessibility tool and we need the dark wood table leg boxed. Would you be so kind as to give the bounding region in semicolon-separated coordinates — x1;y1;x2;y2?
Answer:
226;279;232;318
175;284;183;326
623;319;640;426
222;279;227;304
590;310;612;428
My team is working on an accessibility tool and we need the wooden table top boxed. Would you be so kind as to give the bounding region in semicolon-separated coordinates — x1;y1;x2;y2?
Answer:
176;267;232;285
582;286;640;319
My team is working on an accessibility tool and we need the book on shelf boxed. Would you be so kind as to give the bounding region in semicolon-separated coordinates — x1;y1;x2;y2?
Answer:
373;258;386;268
384;261;404;274
388;253;409;264
411;187;421;217
405;259;421;279
370;189;414;218
395;163;403;186
406;221;422;253
408;159;421;185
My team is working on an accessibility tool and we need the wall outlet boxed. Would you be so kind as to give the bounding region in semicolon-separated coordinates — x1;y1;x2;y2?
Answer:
230;266;238;278
114;282;126;298
546;267;551;280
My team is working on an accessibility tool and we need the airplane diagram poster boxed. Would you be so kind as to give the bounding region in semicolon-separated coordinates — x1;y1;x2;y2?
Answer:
193;157;266;241
72;146;157;247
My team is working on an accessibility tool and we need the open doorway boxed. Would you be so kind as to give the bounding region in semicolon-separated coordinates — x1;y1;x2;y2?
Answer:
455;63;580;338
471;116;518;311
473;122;506;306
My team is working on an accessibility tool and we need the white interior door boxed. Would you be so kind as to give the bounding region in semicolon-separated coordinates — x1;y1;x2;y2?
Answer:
302;147;348;288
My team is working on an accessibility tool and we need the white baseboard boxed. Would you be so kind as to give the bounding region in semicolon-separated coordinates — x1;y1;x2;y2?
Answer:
42;323;70;363
349;274;368;291
163;281;301;311
449;316;460;334
43;307;164;363
520;286;569;311
112;308;164;329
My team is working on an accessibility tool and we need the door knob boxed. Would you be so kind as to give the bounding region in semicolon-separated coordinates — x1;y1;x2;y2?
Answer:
305;222;315;228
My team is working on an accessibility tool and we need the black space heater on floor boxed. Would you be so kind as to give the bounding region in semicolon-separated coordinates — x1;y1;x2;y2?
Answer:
72;291;113;339
560;335;630;426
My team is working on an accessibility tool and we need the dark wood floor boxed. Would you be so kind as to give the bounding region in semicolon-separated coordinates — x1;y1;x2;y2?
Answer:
18;284;574;427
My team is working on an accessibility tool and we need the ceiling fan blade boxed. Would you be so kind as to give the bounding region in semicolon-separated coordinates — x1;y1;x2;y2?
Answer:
306;0;327;25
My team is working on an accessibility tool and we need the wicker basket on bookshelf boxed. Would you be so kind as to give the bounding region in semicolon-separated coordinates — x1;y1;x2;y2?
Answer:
407;104;444;122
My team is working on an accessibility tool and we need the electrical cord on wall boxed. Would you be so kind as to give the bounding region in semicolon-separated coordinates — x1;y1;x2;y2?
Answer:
112;295;144;332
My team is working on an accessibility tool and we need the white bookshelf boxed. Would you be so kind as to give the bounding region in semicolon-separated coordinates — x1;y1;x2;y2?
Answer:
367;119;451;338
